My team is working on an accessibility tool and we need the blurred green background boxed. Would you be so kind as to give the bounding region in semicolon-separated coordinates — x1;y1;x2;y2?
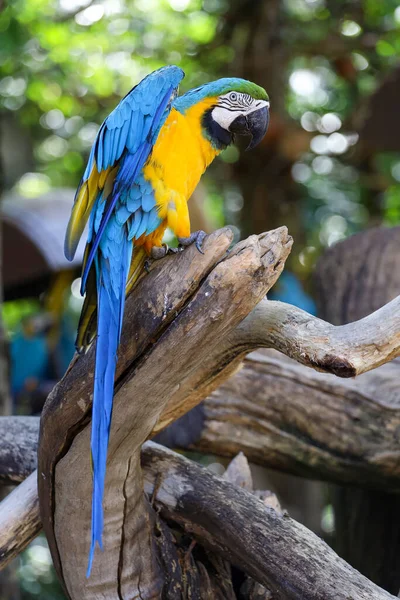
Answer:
1;0;400;597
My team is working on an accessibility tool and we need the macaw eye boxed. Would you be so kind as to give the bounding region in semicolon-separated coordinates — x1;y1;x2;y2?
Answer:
229;92;238;101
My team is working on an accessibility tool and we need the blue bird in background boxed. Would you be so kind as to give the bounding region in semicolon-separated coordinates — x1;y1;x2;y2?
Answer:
269;271;316;315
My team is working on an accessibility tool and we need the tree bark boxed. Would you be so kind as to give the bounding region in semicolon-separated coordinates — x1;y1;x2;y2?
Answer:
38;228;291;599
142;441;396;600
0;472;40;568
3;347;400;492
0;417;39;485
1;437;397;599
3;227;400;597
180;350;400;491
315;226;400;595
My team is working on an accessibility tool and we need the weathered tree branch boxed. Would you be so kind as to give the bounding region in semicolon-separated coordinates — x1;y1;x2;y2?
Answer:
239;296;400;377
0;417;39;485
142;441;396;600
38;228;291;598
153;294;400;433
187;350;400;491
1;256;400;579
3;346;400;496
3;227;400;596
0;471;40;568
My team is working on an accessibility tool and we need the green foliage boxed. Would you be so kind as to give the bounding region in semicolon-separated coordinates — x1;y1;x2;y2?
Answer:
0;0;228;190
2;0;400;275
18;536;65;600
285;0;400;270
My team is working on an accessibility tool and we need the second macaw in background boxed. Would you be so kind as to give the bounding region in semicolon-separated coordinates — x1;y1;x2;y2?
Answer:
64;65;270;575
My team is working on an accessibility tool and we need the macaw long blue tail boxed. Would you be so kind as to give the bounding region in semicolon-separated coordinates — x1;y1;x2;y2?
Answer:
87;235;132;577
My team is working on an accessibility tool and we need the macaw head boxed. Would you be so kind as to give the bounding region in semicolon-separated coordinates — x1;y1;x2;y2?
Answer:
174;78;270;150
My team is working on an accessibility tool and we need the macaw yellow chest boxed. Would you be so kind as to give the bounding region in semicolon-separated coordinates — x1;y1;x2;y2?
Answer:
143;100;220;237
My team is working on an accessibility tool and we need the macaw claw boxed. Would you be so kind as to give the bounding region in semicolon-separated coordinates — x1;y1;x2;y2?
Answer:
178;230;207;255
146;243;181;272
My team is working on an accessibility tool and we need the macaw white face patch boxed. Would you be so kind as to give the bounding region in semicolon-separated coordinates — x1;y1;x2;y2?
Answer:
211;92;269;130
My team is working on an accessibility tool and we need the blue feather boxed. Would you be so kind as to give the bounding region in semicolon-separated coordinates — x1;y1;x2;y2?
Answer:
103;127;113;169
141;192;155;212
146;206;162;234
127;209;142;240
87;233;132;577
67;66;185;576
126;193;142;213
135;210;149;239
96;126;105;172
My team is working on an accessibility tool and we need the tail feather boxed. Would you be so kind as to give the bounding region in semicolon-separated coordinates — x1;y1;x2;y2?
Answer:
76;246;147;355
87;235;132;577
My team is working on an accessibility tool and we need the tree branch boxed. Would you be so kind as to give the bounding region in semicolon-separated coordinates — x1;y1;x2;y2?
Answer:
0;472;40;568
2;340;400;495
142;441;396;600
153;294;400;435
239;296;400;376
37;228;291;598
186;350;400;491
0;417;39;485
5;228;400;595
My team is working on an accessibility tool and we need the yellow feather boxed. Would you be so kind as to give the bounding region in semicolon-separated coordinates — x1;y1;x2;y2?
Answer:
65;164;113;260
65;182;89;260
143;98;220;240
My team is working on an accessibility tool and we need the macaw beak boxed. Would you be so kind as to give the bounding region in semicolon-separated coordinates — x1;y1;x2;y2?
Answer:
229;105;270;150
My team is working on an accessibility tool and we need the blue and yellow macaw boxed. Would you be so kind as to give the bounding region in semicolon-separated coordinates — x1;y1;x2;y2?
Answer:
64;65;269;575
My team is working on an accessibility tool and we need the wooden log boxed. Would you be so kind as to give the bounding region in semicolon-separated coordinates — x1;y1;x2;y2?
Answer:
184;350;400;491
38;228;291;599
0;472;40;569
3;346;400;496
142;441;396;600
0;417;39;485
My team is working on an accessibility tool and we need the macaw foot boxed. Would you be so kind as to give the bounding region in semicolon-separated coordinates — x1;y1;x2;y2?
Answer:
178;230;207;255
145;244;181;273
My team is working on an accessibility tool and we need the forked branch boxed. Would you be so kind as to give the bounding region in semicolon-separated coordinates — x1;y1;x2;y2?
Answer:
2;226;400;599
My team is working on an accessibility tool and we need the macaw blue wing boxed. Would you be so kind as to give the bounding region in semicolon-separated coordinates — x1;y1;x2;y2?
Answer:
64;65;184;276
63;66;185;579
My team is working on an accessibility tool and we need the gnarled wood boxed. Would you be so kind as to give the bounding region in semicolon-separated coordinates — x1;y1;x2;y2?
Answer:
239;296;400;376
3;345;400;496
38;228;291;599
2;226;399;597
184;350;400;491
1;254;400;578
142;441;396;600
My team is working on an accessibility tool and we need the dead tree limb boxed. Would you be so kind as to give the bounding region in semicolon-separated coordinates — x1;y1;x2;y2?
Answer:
3;227;400;597
154;295;400;433
2;345;400;495
142;441;396;600
0;417;39;485
186;351;400;491
0;472;40;567
238;296;400;376
315;226;400;595
1;289;400;571
38;228;291;599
